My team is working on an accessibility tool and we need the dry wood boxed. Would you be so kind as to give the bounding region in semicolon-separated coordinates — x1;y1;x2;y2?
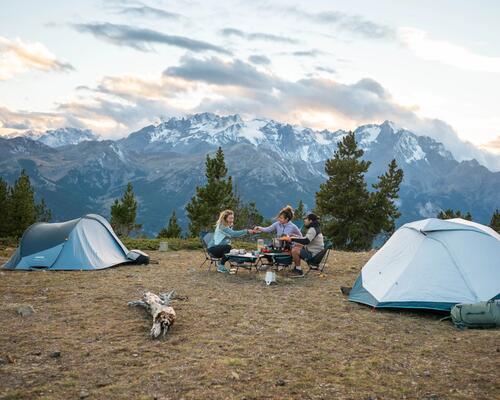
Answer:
128;290;176;338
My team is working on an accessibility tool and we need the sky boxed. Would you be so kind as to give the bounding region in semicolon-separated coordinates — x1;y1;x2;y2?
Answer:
1;0;500;167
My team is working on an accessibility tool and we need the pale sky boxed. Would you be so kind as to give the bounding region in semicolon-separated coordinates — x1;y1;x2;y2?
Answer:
1;0;500;163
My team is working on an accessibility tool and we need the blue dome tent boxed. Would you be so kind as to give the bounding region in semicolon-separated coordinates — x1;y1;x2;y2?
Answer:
349;218;500;311
2;214;148;271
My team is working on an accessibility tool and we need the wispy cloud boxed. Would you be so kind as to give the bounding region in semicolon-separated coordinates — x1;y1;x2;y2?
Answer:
219;28;298;44
72;22;231;54
399;27;500;73
248;54;271;65
286;7;395;39
0;36;74;80
291;49;324;57
115;4;183;20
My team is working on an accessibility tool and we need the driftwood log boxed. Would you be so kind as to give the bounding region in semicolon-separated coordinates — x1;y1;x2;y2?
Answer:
128;291;176;339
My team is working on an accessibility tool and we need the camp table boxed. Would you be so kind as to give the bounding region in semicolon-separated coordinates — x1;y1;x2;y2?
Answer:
259;250;293;271
225;251;263;273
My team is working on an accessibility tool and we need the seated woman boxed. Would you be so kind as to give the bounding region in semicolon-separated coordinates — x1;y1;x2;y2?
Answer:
284;213;324;277
255;205;302;239
208;209;255;273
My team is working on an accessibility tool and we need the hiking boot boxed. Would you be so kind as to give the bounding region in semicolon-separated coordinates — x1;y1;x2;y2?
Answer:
217;264;229;273
290;267;304;278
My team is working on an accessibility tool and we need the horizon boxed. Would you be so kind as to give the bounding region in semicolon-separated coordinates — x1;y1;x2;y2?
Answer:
1;1;500;164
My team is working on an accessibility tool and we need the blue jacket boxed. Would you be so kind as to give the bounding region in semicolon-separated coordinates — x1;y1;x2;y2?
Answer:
209;224;248;247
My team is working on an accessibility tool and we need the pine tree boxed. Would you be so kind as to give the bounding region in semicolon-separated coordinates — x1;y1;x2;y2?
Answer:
437;209;472;221
315;131;371;250
489;209;500;233
35;198;52;222
295;200;306;220
186;147;237;236
315;133;404;251
110;182;141;236
368;159;404;239
157;211;182;238
234;201;264;230
7;170;37;238
0;177;9;237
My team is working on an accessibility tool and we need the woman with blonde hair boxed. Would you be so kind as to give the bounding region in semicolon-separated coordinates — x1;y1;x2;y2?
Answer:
208;210;256;273
255;205;301;238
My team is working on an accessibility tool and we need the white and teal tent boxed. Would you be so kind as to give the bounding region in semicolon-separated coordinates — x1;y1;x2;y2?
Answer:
2;214;148;271
349;218;500;311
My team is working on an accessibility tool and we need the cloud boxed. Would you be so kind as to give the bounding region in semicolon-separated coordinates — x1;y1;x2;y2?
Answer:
0;36;74;80
480;136;500;154
165;56;276;89
291;49;323;57
286;8;395;39
219;28;298;44
72;22;231;54
399;27;500;73
115;4;183;20
316;66;336;74
248;55;271;65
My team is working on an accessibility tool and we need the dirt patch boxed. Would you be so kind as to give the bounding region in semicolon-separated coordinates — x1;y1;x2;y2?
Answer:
0;250;498;399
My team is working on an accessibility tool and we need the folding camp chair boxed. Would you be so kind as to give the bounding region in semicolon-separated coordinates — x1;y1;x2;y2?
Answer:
305;240;333;274
198;231;221;271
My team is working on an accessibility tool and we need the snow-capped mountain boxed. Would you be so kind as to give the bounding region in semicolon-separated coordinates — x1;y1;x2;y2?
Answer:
0;113;498;235
6;127;98;147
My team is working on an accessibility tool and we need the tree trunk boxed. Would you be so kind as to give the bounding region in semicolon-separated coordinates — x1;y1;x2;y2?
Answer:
128;291;176;339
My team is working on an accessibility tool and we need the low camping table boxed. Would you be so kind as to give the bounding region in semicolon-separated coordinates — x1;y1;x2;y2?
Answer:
259;251;293;271
225;252;263;273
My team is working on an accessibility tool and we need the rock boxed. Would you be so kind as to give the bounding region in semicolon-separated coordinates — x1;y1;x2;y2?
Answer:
31;351;42;356
276;379;286;386
231;371;239;380
79;389;89;399
16;305;35;317
50;351;61;358
0;358;6;366
6;355;14;363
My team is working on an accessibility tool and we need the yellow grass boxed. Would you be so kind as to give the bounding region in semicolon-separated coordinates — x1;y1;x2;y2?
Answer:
0;249;498;399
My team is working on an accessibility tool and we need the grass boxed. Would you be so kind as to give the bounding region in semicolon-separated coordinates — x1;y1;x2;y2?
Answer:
0;248;498;399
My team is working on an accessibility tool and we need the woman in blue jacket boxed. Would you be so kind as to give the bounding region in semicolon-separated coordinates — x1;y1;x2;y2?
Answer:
208;209;256;273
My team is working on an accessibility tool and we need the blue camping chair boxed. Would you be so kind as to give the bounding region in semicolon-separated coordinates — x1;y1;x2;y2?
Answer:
198;231;221;271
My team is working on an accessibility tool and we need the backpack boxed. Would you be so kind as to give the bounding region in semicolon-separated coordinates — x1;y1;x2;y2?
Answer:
450;300;500;329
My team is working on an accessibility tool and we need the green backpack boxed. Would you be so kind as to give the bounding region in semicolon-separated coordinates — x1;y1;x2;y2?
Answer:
450;300;500;329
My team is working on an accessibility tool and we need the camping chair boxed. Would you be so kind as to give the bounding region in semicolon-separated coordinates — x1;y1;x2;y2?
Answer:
305;240;333;274
198;231;221;271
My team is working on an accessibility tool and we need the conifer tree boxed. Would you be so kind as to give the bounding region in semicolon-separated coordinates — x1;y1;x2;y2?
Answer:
0;177;9;237
186;147;237;236
315;132;371;250
437;209;472;221
157;211;182;238
35;198;52;223
7;170;37;238
489;209;500;233
110;182;141;236
315;132;404;251
234;201;264;230
295;200;306;220
368;159;404;239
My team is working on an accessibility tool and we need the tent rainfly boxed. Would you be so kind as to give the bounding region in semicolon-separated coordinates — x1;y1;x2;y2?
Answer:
349;218;500;311
2;214;149;271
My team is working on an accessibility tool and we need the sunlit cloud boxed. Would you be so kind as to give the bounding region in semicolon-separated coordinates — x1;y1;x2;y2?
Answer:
0;36;74;80
399;27;500;73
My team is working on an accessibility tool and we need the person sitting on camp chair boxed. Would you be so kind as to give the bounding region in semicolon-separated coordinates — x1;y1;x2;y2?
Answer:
254;205;302;238
281;213;324;277
208;209;257;274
